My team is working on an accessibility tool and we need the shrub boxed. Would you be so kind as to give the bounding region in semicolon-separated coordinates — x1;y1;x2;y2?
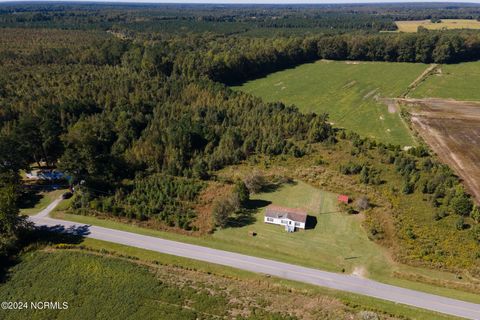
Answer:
233;180;250;205
471;205;480;224
243;171;266;194
455;217;465;230
450;191;473;216
339;162;362;175
213;193;240;228
354;196;370;211
471;225;480;243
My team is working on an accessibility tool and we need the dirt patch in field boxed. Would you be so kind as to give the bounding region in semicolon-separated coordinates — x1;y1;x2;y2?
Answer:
378;97;398;113
403;98;480;203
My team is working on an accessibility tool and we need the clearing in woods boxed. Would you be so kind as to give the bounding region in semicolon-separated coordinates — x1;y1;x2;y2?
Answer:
234;60;428;146
395;19;480;32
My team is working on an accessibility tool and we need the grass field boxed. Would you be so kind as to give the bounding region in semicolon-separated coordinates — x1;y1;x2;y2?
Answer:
49;181;480;304
410;61;480;101
396;19;480;33
233;60;427;146
213;181;390;276
0;248;457;320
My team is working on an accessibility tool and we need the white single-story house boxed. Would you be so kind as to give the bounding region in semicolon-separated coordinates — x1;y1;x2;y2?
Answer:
264;205;307;232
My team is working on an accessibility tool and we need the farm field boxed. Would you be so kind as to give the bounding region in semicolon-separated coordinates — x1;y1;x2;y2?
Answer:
410;61;480;101
0;247;457;320
0;250;335;320
234;60;427;146
407;98;480;204
395;19;480;33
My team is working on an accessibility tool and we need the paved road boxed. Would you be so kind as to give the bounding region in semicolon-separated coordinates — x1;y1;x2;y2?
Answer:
30;200;480;319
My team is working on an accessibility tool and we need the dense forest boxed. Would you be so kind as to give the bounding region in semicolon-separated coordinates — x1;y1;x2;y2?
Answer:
0;3;479;273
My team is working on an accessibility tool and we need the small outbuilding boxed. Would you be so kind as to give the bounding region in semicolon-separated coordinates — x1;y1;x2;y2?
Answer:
264;205;307;232
338;194;349;204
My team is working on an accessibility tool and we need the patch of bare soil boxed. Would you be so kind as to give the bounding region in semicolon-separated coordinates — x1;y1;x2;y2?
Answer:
378;97;399;113
403;98;480;203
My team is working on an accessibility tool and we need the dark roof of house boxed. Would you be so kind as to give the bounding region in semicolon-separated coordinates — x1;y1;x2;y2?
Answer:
265;205;307;223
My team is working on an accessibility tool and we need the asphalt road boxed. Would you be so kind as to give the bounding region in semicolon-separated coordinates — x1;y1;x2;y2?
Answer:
30;200;480;319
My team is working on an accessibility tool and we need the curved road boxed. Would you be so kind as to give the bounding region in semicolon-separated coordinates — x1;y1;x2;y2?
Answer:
30;199;480;319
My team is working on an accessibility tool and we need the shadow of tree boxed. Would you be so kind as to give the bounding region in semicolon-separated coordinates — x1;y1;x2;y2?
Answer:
227;209;257;228
0;224;90;284
18;189;43;210
244;199;271;210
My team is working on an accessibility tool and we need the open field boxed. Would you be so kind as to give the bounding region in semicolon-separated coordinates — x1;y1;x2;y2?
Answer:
396;19;480;33
410;61;480;101
406;98;480;204
234;60;427;146
0;247;459;320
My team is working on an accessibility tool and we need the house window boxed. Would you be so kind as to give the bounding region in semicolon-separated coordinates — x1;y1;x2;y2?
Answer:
266;217;274;222
280;220;287;224
295;222;300;226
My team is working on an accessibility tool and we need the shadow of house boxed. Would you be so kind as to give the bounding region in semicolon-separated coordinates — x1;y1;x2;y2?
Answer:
305;215;317;230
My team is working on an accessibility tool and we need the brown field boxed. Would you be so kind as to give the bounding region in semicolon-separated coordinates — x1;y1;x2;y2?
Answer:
396;19;480;32
405;98;480;203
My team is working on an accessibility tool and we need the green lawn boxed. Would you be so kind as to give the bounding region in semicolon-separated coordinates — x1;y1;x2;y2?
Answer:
233;60;427;146
213;181;389;276
410;61;480;101
19;189;65;216
51;181;480;304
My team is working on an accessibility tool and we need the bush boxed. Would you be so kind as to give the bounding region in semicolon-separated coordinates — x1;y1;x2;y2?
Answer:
339;162;362;175
243;171;266;194
213;193;240;228
471;205;480;224
233;180;249;205
455;217;465;230
450;191;473;216
354;196;370;211
471;225;480;243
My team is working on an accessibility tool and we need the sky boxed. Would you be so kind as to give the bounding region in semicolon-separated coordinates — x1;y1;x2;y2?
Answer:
1;0;480;4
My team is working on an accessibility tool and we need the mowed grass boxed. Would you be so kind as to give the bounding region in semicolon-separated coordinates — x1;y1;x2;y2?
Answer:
410;61;480;101
396;19;480;33
234;60;426;146
213;181;390;275
19;189;65;216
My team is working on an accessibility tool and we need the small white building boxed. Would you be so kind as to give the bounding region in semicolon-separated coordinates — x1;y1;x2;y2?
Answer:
264;205;307;232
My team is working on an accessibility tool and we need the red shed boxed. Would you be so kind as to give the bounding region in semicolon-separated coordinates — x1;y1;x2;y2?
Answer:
338;194;349;204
